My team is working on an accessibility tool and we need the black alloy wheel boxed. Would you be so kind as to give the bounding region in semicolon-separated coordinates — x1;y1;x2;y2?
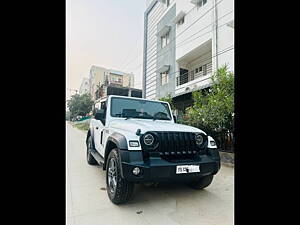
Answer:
106;149;134;204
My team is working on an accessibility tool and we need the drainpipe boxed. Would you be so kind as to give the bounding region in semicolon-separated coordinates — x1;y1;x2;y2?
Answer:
213;0;219;70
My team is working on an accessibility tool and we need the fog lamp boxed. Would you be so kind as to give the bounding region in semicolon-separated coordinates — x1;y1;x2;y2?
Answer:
132;167;140;175
210;140;216;146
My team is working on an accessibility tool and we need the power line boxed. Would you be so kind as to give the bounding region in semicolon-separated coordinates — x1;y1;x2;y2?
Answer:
129;12;232;76
134;45;234;88
144;45;234;88
122;50;143;71
122;0;225;73
127;11;233;77
145;11;231;67
177;10;233;47
143;18;234;81
144;0;225;64
142;3;199;58
134;41;234;89
119;35;143;71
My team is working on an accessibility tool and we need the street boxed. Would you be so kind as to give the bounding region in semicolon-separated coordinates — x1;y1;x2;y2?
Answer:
67;122;234;225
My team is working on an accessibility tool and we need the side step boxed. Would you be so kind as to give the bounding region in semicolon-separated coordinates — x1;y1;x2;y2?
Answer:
91;149;105;165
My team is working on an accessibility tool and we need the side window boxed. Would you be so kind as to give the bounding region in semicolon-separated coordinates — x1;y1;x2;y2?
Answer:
100;101;107;124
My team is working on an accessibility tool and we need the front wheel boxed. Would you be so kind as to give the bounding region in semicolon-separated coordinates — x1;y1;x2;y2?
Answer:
187;175;214;190
106;149;134;204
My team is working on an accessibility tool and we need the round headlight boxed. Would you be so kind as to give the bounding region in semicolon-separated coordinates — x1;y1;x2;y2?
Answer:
195;133;204;146
143;133;154;146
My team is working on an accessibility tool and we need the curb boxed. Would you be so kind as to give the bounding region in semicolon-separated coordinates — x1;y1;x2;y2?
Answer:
221;162;234;168
219;151;234;167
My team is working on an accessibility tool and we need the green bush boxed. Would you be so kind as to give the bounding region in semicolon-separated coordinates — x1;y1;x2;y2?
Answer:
67;93;94;120
73;122;89;131
181;65;234;150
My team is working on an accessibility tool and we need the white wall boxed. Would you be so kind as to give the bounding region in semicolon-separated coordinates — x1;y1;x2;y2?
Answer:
215;0;234;72
175;0;213;61
175;0;234;71
144;0;234;99
145;2;165;100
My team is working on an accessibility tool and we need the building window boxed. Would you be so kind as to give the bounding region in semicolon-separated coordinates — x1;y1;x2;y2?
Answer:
161;31;170;48
111;77;122;83
196;0;207;8
178;17;185;26
161;71;169;85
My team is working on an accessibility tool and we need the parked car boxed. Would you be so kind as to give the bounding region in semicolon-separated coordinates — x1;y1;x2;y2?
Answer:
86;95;220;204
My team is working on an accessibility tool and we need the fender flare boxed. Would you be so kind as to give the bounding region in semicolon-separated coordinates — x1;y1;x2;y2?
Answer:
107;132;128;150
86;129;94;146
103;132;128;172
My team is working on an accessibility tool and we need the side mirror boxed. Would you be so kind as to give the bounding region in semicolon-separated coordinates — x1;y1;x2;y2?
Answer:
95;109;105;121
173;115;177;123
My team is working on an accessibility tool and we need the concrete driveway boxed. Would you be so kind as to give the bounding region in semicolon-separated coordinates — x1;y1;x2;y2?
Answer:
67;122;234;225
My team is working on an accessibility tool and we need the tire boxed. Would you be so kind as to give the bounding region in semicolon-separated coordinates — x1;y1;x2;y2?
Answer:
87;136;98;165
106;149;134;204
187;175;214;190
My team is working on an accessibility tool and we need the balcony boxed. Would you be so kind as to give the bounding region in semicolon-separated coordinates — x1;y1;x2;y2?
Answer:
176;61;212;86
175;40;213;96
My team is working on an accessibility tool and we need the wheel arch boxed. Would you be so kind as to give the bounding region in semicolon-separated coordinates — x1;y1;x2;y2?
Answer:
103;132;128;170
86;129;92;146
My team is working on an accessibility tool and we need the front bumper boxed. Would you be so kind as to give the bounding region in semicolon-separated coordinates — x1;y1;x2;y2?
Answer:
118;149;221;183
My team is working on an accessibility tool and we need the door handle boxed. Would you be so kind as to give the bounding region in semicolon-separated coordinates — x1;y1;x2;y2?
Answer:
96;127;99;130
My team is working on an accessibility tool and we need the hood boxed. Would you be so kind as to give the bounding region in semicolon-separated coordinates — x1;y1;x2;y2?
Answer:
108;119;205;134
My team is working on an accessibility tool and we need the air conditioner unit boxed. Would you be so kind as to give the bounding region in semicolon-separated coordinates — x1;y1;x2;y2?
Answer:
190;0;202;5
172;11;186;24
156;25;171;37
227;20;234;28
157;65;170;73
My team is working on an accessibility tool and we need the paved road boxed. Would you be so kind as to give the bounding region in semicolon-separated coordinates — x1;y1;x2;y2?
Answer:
67;122;234;225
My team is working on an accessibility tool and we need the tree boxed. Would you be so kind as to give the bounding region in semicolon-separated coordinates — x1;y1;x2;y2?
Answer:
159;93;175;110
67;93;94;119
185;65;234;136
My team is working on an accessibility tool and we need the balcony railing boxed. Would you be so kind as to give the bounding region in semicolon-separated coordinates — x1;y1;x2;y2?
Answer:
176;62;212;86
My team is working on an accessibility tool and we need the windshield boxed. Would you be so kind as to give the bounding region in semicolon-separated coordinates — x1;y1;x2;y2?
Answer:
110;97;172;120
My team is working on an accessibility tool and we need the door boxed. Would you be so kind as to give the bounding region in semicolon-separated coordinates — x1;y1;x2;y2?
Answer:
93;101;107;156
93;119;104;154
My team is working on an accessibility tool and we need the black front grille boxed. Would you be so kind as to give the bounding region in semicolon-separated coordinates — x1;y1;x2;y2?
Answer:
141;131;207;161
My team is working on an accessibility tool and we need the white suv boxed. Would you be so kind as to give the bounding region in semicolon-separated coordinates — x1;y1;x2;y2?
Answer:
86;95;220;204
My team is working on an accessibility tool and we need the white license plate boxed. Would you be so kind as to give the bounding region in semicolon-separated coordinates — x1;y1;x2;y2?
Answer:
176;165;200;174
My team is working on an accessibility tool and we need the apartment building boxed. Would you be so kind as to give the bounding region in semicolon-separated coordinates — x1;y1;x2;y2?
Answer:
143;0;234;115
79;78;90;95
89;65;135;100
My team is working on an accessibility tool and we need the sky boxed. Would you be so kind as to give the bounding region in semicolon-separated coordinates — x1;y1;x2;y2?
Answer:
66;0;147;100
